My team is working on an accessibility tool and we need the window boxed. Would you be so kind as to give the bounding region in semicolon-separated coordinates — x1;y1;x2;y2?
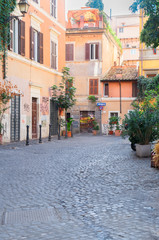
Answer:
147;74;156;78
119;27;124;33
51;0;56;18
104;83;109;97
131;49;136;55
33;0;38;3
85;43;99;60
51;41;57;69
66;44;74;61
89;79;98;95
30;27;43;64
9;19;25;56
132;82;138;97
110;112;118;117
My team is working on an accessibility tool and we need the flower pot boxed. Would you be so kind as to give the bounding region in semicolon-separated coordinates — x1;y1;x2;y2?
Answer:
67;131;72;137
92;130;97;135
62;130;66;136
108;130;113;135
115;130;121;136
0;134;2;145
136;144;151;158
59;108;64;116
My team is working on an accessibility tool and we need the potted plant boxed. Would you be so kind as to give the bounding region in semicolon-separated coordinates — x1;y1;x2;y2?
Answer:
92;120;99;135
88;95;98;103
67;118;74;137
108;116;117;135
122;100;159;158
151;141;159;168
114;116;121;136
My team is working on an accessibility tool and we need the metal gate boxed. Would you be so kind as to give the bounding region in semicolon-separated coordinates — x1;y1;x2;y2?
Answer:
11;95;20;142
50;100;58;135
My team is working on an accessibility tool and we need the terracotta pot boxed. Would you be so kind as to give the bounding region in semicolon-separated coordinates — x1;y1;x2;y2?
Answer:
67;131;72;137
0;134;2;145
115;130;121;136
59;108;64;116
136;144;151;158
62;130;66;136
109;130;113;135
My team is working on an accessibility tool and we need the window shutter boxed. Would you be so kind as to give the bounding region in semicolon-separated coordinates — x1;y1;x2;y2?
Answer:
89;79;98;95
132;82;137;97
66;44;73;61
95;43;99;60
38;32;43;64
9;19;13;51
89;79;94;95
105;83;109;96
85;43;90;60
94;79;98;95
18;20;25;56
30;27;34;60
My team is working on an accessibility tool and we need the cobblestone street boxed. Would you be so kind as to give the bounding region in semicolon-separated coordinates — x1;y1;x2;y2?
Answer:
0;135;159;240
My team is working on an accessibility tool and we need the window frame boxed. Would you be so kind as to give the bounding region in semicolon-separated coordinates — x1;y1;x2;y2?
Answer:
119;27;124;33
51;40;58;70
90;43;99;60
89;79;98;95
109;111;120;119
50;0;57;19
104;83;109;97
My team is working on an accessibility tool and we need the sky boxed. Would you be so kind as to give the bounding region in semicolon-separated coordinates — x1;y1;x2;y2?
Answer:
65;0;135;17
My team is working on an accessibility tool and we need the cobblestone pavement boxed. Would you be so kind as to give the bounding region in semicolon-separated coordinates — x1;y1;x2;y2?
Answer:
0;135;159;240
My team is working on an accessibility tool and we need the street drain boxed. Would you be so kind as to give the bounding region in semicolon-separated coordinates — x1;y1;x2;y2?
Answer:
2;207;59;225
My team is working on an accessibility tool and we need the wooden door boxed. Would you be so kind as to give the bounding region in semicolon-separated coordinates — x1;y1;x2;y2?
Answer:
32;98;37;139
50;100;58;135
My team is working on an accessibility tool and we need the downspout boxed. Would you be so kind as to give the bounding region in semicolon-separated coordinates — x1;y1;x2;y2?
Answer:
119;80;122;114
141;10;144;76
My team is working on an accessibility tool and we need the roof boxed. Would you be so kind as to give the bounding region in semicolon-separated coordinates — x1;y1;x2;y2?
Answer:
101;66;138;81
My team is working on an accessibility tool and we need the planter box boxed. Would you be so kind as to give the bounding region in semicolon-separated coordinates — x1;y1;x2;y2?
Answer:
136;144;151;158
108;130;114;135
115;130;121;136
92;130;98;136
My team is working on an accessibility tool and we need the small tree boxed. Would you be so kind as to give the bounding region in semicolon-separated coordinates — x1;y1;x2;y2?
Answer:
86;0;104;11
51;67;76;138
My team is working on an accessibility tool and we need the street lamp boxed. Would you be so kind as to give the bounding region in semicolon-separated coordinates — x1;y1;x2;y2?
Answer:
18;0;30;16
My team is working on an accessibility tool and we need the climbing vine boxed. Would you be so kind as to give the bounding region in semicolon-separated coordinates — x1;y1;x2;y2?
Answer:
0;0;16;79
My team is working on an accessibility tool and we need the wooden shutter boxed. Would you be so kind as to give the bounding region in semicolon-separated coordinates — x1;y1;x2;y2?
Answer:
38;32;43;64
18;20;25;56
51;41;57;69
89;79;98;95
66;44;73;61
85;43;90;60
95;43;99;59
132;82;137;97
9;19;13;51
30;27;34;60
105;83;109;96
94;79;98;95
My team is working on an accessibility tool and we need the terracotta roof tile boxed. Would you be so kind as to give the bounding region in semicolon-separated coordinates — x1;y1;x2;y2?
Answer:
102;66;138;81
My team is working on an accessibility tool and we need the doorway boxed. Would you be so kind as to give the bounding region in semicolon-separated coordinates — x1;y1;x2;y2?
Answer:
80;111;95;133
10;95;20;142
50;100;58;135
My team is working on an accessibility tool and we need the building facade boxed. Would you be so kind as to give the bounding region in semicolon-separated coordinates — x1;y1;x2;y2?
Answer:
66;7;121;133
139;10;159;77
100;66;138;134
111;14;140;67
1;0;66;143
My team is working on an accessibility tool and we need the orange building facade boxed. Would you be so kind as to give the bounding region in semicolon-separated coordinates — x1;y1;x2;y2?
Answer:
100;66;138;134
1;0;65;143
66;7;121;133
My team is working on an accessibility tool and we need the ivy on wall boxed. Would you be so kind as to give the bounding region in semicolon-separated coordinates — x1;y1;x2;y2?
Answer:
0;0;16;79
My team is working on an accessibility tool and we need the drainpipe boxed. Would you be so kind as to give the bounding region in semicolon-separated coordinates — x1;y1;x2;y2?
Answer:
141;10;144;76
119;80;122;114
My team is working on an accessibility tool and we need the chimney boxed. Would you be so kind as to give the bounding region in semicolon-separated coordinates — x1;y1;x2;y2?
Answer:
80;16;84;29
99;14;103;28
